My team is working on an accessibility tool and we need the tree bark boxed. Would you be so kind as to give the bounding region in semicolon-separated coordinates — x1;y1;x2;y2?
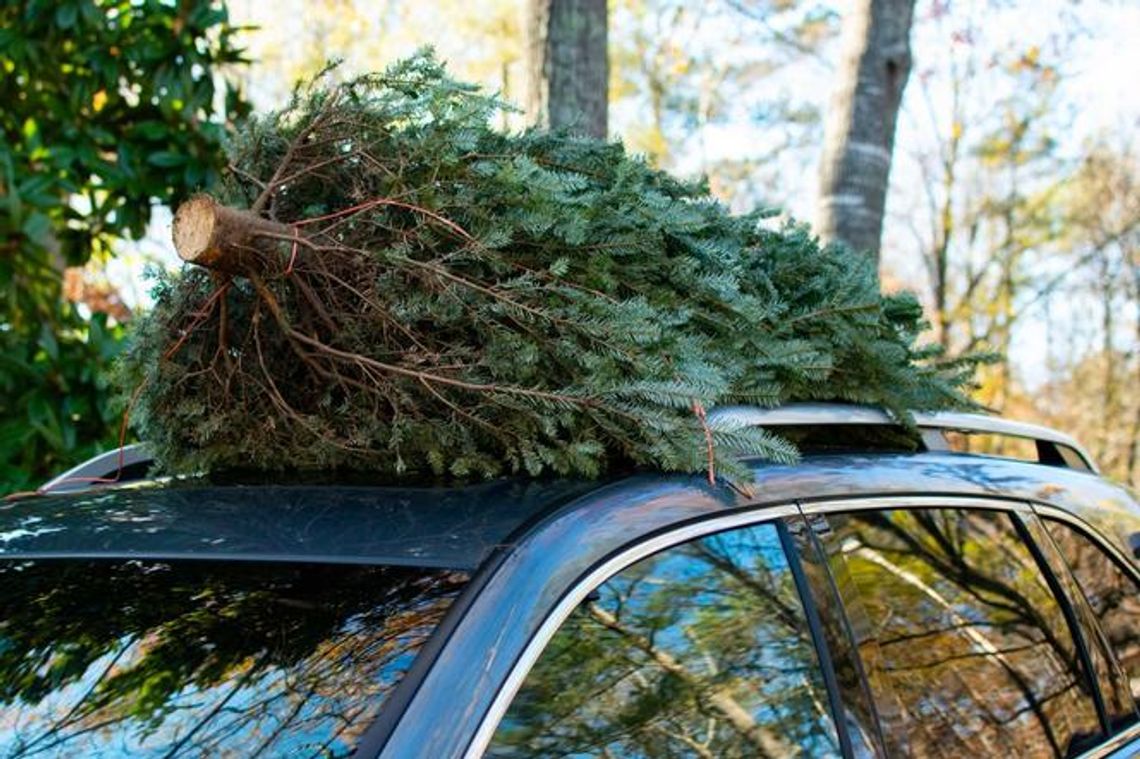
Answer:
525;0;608;139
816;0;916;272
172;195;294;274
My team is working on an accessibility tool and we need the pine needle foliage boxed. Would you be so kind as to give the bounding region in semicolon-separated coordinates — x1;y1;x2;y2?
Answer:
122;52;980;482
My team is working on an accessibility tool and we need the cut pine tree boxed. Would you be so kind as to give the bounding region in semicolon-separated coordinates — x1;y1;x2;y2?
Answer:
173;195;295;274
121;52;981;483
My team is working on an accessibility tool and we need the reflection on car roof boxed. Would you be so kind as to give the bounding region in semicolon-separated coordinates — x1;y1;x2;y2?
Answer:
2;451;1135;569
0;478;599;569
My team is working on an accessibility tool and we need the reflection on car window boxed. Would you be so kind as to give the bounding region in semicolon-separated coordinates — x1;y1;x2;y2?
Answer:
787;515;887;757
1029;517;1138;732
1044;518;1140;710
487;522;841;758
0;559;468;758
821;508;1101;758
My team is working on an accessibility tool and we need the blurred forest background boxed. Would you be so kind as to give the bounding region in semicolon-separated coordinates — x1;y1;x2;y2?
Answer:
2;0;1138;492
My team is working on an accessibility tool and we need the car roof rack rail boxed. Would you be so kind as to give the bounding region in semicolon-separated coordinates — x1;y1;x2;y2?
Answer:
708;403;1099;473
35;404;1098;495
38;443;154;495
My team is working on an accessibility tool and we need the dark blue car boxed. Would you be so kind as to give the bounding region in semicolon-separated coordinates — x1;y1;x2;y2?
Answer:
4;404;1140;758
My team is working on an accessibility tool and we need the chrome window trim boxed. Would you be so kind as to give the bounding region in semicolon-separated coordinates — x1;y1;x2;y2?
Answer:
798;494;1034;516
463;502;800;759
1081;720;1140;758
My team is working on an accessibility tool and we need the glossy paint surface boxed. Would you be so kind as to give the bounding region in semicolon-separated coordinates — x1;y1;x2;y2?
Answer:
0;478;597;569
6;451;1140;757
381;453;1140;757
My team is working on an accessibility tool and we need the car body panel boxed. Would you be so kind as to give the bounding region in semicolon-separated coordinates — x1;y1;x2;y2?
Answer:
378;452;1140;757
0;479;597;569
7;450;1140;757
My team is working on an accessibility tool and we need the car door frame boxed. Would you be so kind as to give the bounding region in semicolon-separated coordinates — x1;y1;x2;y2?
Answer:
1032;501;1140;756
798;490;1140;756
462;500;804;758
465;493;1140;759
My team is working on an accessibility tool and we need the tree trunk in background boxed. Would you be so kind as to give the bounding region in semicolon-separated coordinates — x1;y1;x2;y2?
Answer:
816;0;916;272
526;0;608;139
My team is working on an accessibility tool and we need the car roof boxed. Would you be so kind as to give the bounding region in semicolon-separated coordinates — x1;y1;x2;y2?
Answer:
0;477;599;570
3;450;1136;571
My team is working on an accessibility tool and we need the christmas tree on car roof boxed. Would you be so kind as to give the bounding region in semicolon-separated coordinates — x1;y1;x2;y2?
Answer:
120;51;979;484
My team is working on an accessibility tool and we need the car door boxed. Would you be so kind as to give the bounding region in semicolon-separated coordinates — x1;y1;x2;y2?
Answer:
470;496;1140;758
799;496;1140;759
476;512;855;758
1032;505;1140;755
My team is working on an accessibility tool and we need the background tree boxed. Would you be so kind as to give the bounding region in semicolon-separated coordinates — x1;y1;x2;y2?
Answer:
0;0;248;490
610;0;839;203
1033;143;1140;484
525;0;609;138
816;0;916;267
885;2;1140;478
898;12;1073;397
229;0;523;117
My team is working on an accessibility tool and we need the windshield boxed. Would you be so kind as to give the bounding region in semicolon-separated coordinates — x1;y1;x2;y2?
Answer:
0;558;469;758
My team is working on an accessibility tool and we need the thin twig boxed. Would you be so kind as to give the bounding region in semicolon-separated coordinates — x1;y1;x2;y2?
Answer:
251;90;342;213
692;399;716;486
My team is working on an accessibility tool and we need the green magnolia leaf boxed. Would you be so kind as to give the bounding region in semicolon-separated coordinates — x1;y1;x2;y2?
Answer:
19;211;51;246
147;151;187;168
37;326;59;362
0;0;249;492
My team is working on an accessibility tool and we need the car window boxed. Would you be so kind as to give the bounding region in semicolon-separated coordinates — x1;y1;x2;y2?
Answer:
1043;518;1140;710
787;514;892;757
0;559;469;758
486;521;843;757
1028;516;1138;732
814;508;1102;758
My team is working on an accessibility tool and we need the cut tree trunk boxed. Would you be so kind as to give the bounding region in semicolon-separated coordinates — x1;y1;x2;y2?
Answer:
525;0;608;139
172;195;295;274
816;0;916;273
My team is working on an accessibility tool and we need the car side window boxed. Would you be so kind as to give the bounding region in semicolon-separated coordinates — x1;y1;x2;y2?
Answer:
814;508;1102;758
1027;516;1138;732
1043;517;1140;708
485;521;843;757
